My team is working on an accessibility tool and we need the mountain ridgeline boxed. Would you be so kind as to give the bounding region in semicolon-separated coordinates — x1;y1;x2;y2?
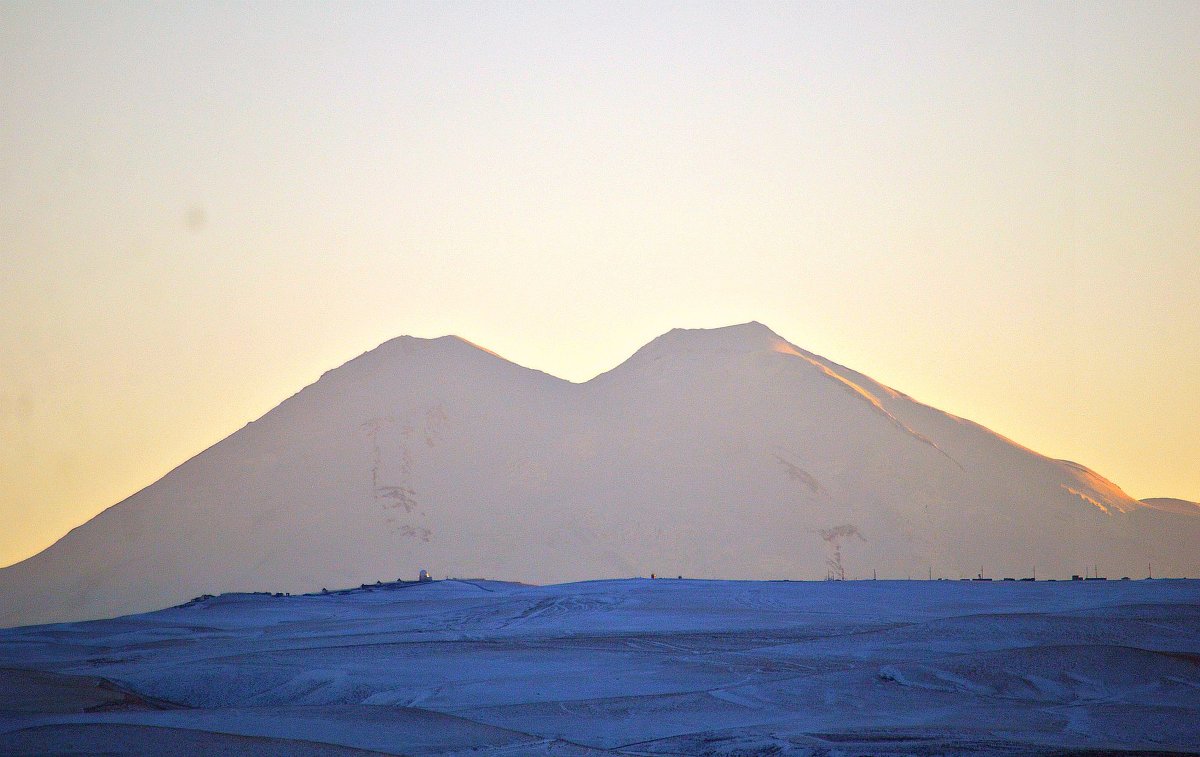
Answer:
2;323;1197;626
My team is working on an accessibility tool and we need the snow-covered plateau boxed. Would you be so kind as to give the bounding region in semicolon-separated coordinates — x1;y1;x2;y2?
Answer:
1;577;1198;754
2;322;1198;628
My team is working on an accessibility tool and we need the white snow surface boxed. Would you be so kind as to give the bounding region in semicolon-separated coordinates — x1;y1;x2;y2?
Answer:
1;322;1197;627
1;578;1198;754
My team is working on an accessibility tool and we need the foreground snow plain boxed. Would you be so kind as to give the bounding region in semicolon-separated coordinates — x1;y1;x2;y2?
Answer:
1;578;1198;755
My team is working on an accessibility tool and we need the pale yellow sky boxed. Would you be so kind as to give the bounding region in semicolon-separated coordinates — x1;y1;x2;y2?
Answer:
2;2;1198;568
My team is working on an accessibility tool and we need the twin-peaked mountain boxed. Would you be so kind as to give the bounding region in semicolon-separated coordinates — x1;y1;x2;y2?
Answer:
2;323;1196;626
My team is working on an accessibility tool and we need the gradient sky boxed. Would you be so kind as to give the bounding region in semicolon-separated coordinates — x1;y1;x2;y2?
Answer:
2;1;1198;568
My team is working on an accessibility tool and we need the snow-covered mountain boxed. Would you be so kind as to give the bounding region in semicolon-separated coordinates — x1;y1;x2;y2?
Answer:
1140;497;1200;516
2;323;1197;626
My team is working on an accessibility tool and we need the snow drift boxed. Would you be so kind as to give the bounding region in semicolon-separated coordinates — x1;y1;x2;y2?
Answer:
2;322;1196;626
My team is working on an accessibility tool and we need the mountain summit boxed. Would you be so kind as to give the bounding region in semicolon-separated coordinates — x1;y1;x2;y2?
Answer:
2;325;1196;626
627;321;791;356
